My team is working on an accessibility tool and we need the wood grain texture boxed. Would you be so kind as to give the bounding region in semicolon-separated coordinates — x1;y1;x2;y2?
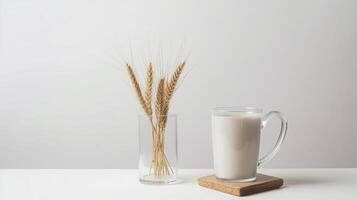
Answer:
198;174;283;196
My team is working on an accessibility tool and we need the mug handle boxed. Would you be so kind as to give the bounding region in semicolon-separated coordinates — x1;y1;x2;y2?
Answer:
257;111;288;166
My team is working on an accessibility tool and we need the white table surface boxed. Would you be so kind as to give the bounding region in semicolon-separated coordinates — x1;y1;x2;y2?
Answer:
0;169;356;200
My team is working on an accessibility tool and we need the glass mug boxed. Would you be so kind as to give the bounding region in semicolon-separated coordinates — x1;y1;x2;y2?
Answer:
212;107;288;182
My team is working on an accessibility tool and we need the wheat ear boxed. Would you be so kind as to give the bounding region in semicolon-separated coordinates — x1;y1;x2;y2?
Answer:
126;63;150;116
144;63;153;116
155;78;165;118
161;61;185;115
158;61;185;127
165;61;185;103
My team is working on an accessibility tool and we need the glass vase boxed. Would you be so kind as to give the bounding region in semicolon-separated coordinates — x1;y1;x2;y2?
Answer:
138;114;178;184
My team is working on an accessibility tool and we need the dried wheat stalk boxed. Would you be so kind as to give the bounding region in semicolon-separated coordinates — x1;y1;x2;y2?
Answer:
126;64;150;116
161;61;185;127
165;61;185;104
144;63;153;117
155;78;165;119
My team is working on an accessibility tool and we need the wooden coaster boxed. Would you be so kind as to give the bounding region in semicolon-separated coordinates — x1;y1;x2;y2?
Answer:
198;174;283;196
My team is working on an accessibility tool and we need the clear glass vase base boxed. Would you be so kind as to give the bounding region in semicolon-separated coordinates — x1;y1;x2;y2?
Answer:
139;174;177;185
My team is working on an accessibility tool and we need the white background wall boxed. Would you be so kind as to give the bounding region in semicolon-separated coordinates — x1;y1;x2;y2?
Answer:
0;0;356;168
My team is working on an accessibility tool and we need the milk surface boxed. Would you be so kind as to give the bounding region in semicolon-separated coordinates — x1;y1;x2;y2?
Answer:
212;113;261;180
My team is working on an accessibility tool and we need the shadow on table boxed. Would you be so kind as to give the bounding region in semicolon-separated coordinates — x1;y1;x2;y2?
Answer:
176;174;332;186
175;174;198;184
284;177;330;186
